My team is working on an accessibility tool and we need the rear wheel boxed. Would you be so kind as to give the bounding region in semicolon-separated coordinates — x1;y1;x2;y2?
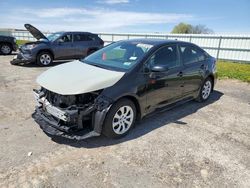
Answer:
103;99;136;138
0;44;12;55
196;78;213;102
37;52;53;66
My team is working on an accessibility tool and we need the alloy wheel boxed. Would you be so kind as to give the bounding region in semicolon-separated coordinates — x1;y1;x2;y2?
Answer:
202;80;212;100
1;45;11;54
112;105;134;135
40;54;52;65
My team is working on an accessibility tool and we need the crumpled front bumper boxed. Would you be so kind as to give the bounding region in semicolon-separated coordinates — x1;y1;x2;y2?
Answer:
32;90;111;140
10;51;35;65
32;108;100;140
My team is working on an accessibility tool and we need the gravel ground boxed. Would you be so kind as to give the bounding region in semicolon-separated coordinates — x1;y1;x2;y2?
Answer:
0;55;250;188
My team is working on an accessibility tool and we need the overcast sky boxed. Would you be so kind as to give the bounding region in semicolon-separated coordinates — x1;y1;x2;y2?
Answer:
0;0;249;34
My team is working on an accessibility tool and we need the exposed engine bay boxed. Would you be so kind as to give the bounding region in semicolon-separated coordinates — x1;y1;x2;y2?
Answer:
44;88;99;109
32;87;112;140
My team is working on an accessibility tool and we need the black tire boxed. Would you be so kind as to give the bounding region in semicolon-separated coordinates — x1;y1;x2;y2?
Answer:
36;52;53;66
0;44;12;55
196;77;213;102
102;99;136;138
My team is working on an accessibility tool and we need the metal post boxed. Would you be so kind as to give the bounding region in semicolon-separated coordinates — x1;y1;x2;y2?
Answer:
216;36;222;60
189;35;192;42
111;34;114;42
128;34;130;40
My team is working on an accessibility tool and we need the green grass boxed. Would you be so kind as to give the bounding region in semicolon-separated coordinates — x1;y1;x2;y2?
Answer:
16;40;30;46
217;61;250;82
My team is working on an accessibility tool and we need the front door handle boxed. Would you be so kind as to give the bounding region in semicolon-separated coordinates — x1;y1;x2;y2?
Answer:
177;71;183;77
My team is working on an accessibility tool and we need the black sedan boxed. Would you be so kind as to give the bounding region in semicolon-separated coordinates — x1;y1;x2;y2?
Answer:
33;39;217;140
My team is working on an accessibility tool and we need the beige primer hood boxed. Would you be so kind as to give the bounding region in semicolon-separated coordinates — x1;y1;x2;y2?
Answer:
36;60;125;95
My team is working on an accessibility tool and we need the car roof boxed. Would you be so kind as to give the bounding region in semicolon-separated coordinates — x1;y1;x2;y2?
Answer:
122;39;204;50
129;38;188;45
55;31;95;35
120;38;190;46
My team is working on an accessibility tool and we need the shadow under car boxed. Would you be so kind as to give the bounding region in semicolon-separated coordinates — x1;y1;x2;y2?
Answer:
48;90;223;148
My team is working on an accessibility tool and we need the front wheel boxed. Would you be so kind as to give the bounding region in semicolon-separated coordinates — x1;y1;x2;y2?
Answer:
37;52;53;66
196;78;213;102
103;99;136;138
0;44;12;55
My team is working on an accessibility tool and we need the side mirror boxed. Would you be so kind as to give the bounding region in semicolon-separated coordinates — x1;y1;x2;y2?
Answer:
151;65;169;72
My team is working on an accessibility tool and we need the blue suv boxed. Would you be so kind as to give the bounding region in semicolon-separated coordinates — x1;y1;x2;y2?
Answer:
11;24;104;66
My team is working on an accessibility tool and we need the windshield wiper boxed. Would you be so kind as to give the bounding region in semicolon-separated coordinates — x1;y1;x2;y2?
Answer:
83;60;107;69
82;60;124;72
90;63;104;68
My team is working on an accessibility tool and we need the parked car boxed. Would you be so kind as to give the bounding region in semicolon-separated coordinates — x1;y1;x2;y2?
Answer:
11;24;104;66
0;35;17;55
32;39;217;140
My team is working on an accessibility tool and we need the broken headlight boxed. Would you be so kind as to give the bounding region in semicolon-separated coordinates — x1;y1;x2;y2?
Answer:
95;95;113;111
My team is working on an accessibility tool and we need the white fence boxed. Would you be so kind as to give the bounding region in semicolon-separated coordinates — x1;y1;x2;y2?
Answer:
99;33;250;63
1;29;250;63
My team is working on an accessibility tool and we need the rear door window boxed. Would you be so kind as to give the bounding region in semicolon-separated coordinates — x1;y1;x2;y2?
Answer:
180;44;206;64
73;34;93;42
88;34;98;41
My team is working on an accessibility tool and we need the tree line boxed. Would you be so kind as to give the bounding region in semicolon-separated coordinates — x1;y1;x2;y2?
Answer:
171;22;213;34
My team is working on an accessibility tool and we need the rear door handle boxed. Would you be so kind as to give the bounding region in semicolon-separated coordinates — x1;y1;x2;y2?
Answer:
177;71;183;77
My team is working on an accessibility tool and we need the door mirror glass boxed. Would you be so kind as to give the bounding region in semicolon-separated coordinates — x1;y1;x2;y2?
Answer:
151;65;169;72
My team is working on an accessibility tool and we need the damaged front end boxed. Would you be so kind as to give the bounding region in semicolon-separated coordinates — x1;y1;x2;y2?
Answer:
32;88;112;140
10;44;37;65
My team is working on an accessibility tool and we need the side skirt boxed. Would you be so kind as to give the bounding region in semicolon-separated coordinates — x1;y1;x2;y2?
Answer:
144;96;194;119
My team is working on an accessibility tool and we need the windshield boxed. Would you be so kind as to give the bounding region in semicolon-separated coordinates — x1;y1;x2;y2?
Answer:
47;33;62;42
82;41;154;72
